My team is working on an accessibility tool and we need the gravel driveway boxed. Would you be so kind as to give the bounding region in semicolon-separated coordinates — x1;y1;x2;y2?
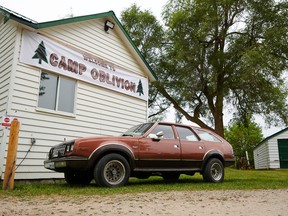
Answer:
0;189;287;216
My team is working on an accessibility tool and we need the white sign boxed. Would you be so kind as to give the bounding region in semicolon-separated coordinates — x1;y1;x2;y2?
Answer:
1;116;18;127
20;30;148;101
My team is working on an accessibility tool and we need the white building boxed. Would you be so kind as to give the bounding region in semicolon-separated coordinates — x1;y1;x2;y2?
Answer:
253;127;288;169
0;6;157;180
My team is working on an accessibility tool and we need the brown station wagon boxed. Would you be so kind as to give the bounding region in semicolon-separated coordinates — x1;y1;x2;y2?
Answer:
44;122;235;187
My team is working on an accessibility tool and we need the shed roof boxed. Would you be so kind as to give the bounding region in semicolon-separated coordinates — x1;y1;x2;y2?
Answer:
254;127;288;149
0;5;157;81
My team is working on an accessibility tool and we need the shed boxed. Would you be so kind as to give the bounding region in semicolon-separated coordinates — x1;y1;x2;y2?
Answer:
0;6;157;180
253;127;288;169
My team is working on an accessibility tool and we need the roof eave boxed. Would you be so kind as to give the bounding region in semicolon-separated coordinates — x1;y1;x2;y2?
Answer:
254;127;288;149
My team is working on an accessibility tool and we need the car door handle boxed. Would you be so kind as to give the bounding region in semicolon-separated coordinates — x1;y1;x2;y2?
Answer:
174;144;180;148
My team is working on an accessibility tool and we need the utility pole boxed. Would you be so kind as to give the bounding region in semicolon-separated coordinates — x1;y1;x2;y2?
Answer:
2;119;20;190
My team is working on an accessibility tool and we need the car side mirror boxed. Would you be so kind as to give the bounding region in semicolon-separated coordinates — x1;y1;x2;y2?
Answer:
156;131;164;138
152;131;164;141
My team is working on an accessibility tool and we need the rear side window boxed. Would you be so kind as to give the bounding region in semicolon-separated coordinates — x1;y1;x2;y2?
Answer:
176;126;199;141
194;129;222;142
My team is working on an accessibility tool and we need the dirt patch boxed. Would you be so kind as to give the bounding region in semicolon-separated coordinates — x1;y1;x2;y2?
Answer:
0;189;287;216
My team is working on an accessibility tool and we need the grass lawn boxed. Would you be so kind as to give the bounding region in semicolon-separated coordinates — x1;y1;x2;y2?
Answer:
1;168;287;197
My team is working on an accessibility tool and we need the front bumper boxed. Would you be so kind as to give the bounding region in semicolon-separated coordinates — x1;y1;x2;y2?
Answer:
44;156;89;172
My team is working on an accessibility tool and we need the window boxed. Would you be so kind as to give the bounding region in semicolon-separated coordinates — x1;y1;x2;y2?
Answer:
148;124;175;139
194;129;222;142
176;126;199;141
38;71;76;113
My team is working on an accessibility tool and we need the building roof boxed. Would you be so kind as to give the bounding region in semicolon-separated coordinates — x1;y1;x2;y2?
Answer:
0;5;158;81
254;127;288;149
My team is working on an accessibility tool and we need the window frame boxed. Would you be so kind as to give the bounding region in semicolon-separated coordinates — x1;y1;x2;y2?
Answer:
37;70;77;116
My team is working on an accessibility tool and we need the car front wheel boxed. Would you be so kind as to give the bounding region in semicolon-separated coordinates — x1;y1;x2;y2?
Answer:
202;158;224;183
94;153;130;187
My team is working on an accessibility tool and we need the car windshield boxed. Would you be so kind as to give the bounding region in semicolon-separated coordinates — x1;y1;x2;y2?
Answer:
122;123;154;137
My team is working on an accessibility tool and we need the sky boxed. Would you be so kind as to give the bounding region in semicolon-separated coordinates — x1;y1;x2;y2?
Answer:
0;0;167;22
1;0;286;137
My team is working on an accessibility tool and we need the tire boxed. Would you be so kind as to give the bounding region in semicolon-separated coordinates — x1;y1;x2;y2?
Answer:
64;172;92;185
94;153;130;187
202;158;224;183
162;173;180;183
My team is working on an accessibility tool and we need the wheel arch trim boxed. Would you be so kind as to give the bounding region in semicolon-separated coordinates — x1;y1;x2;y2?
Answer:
202;149;225;169
87;143;136;170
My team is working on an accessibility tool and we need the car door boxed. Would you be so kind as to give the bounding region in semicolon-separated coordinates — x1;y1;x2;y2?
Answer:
137;124;181;169
175;126;206;168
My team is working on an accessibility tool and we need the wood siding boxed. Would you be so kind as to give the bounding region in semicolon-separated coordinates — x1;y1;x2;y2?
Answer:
253;142;269;169
0;17;18;176
1;18;149;179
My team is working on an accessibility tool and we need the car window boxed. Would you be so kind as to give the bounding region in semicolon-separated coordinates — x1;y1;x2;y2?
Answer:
194;129;222;142
147;125;175;139
176;126;199;141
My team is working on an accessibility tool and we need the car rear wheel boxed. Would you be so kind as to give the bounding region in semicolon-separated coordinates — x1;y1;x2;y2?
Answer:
202;158;224;183
94;153;130;187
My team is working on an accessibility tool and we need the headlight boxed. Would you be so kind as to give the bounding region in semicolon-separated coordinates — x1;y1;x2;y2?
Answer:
55;161;66;168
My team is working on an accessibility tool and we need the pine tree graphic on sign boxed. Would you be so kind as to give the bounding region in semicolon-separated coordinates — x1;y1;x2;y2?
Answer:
32;41;48;64
137;80;144;96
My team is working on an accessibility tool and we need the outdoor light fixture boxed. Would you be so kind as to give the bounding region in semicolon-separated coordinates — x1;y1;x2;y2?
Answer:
104;20;115;32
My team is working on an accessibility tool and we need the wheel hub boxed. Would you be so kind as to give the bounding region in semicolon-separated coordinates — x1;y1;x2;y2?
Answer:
104;160;125;185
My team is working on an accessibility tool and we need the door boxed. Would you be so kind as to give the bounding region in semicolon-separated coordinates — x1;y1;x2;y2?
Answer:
278;139;288;168
175;126;205;168
138;124;181;169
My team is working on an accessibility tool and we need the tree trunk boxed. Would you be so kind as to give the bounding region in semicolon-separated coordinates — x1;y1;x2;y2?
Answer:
214;111;224;137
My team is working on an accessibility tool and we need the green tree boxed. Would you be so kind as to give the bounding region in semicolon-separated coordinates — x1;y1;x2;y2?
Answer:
225;118;263;169
156;0;288;137
121;4;170;120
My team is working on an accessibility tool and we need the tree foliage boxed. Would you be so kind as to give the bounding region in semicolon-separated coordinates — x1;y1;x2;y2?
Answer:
159;0;288;136
120;5;170;120
225;118;263;169
121;1;288;136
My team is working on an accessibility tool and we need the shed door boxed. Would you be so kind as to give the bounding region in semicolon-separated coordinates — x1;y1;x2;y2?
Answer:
278;139;288;168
